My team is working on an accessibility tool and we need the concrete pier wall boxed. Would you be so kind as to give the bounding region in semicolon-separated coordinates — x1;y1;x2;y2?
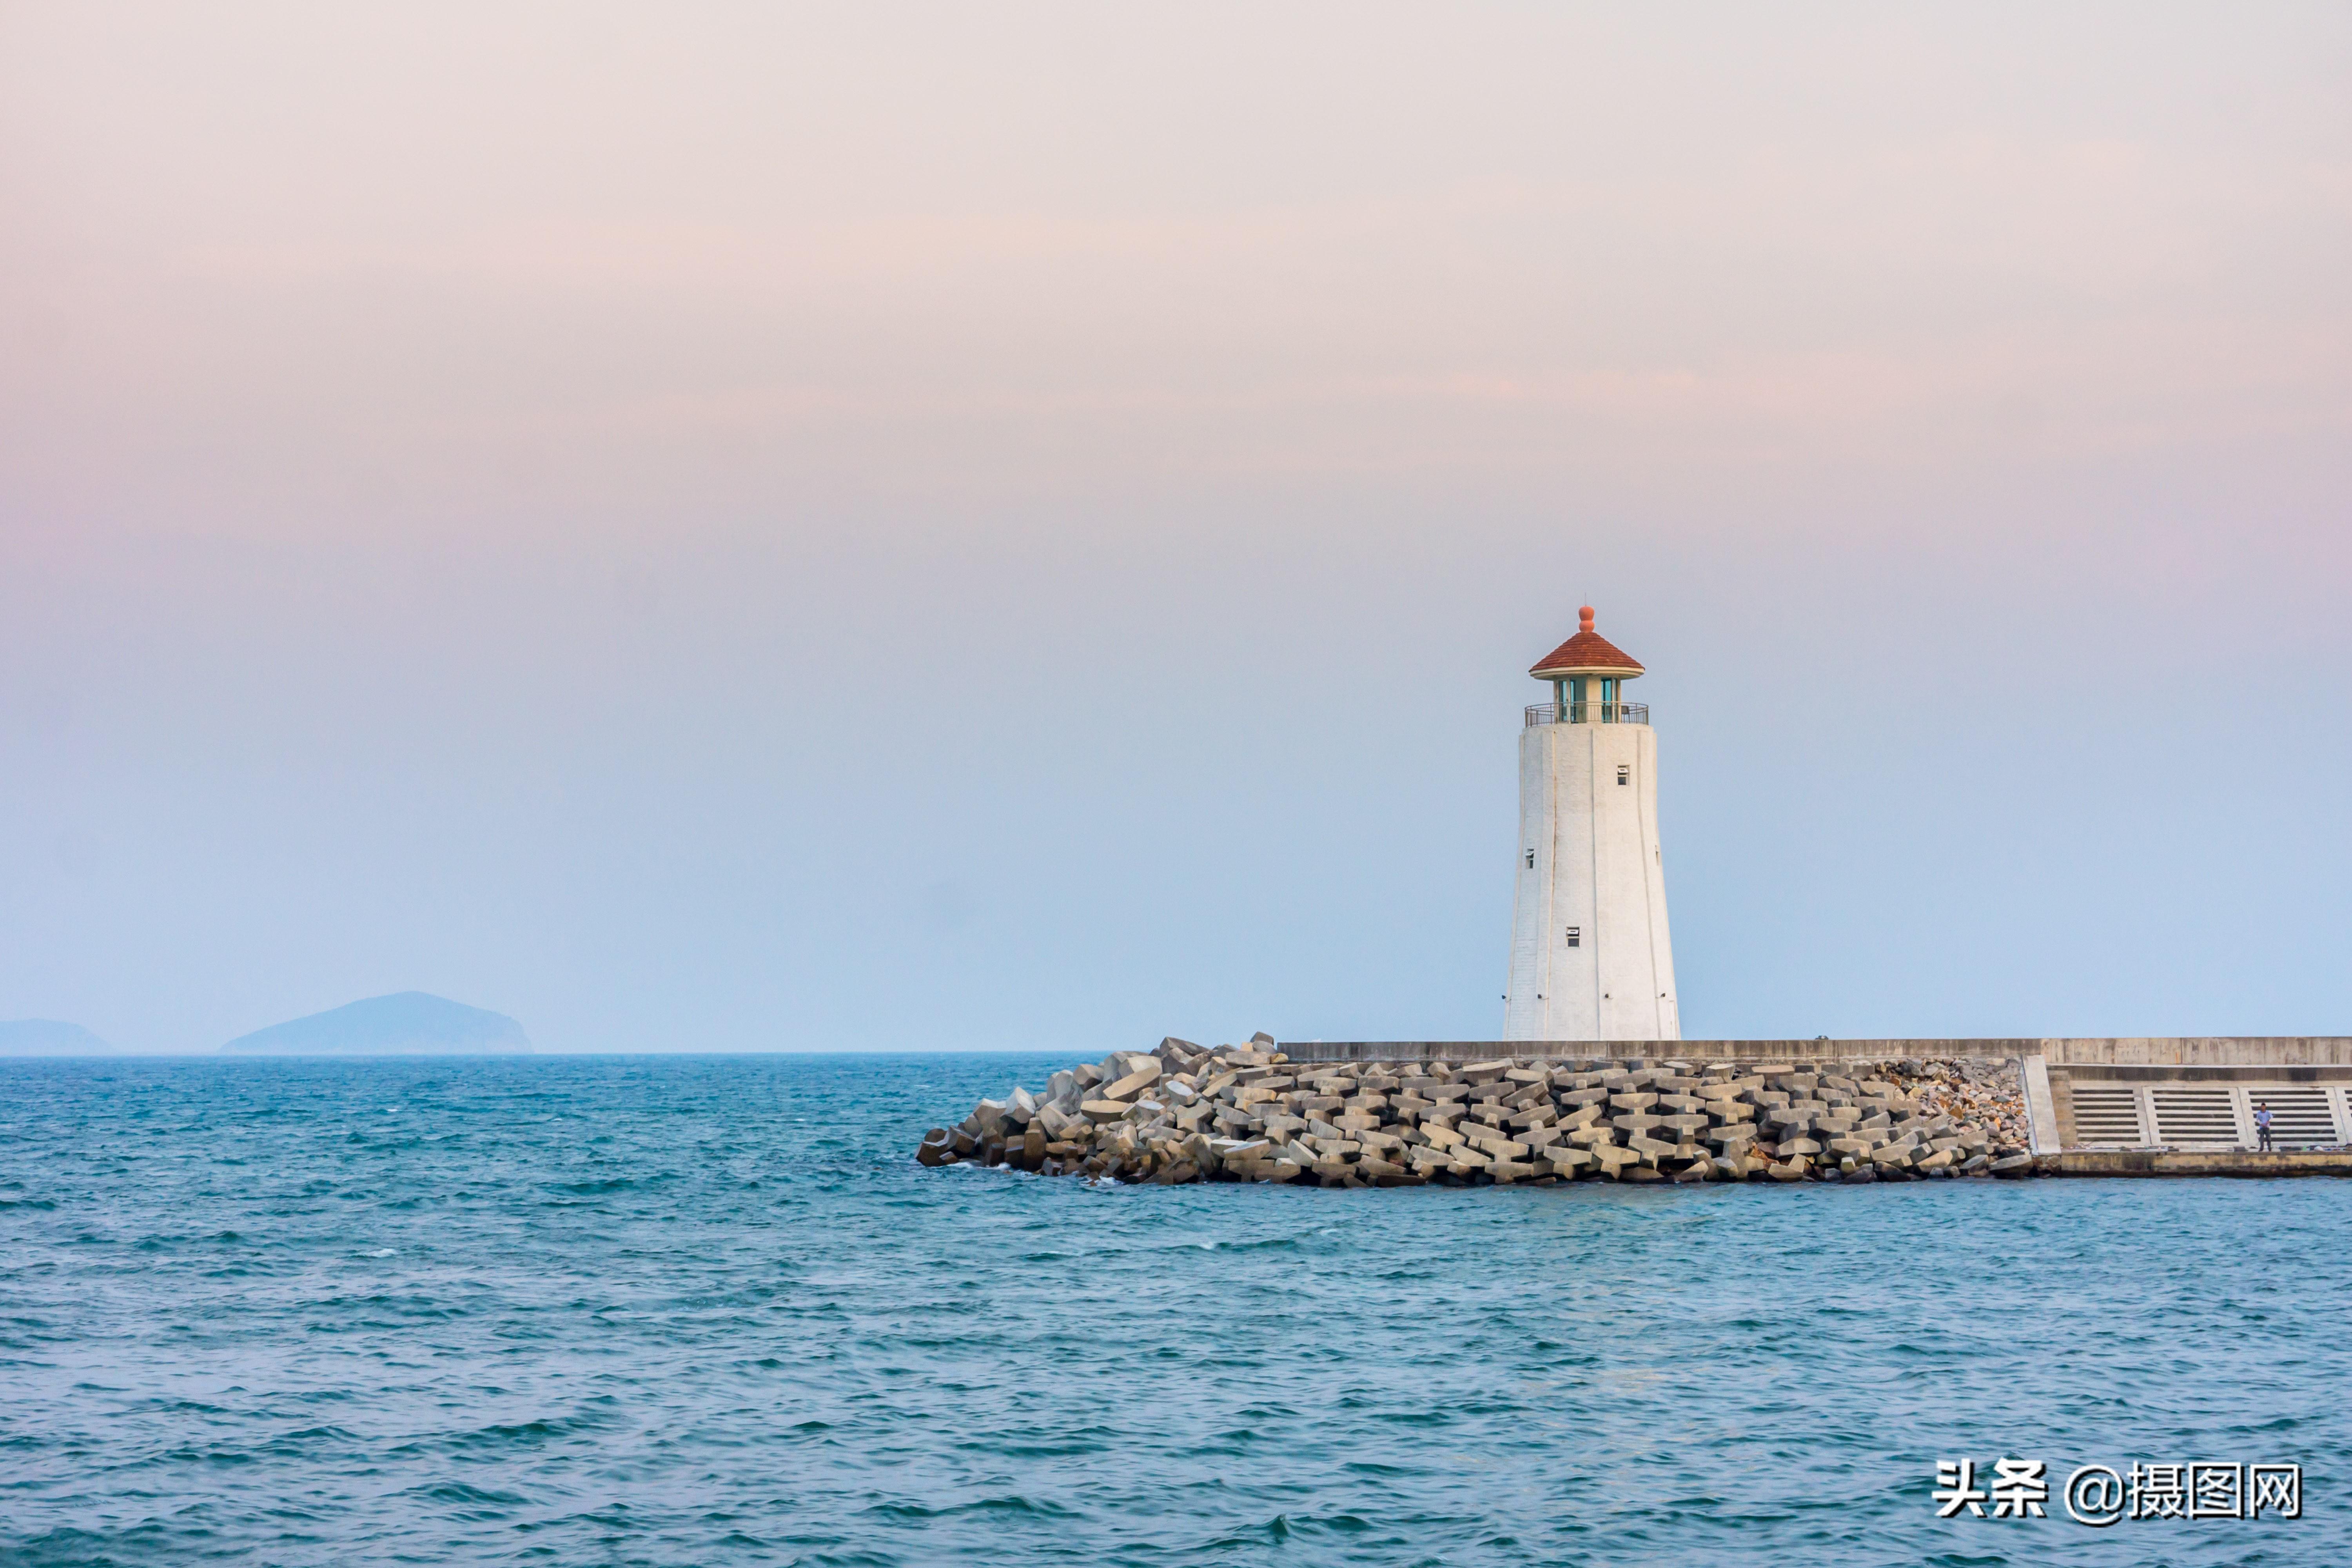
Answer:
1281;1040;2352;1158
2039;1037;2352;1067
2038;1149;2352;1178
1282;1037;2352;1067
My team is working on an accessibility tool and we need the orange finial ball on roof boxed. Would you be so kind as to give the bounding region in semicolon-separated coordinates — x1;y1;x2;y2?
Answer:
1579;605;1595;632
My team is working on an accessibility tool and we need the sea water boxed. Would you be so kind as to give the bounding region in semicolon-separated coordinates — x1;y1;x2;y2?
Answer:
2;1052;2343;1566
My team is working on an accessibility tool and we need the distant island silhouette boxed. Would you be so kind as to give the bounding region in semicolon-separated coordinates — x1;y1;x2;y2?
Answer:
219;992;532;1056
0;1020;116;1056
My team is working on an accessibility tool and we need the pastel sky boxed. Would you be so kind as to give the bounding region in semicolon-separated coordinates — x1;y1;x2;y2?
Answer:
4;2;2347;1053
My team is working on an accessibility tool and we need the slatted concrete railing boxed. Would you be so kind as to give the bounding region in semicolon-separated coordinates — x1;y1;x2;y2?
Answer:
2060;1082;2349;1151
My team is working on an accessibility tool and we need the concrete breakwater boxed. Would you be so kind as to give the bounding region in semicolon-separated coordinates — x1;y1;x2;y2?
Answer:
916;1036;2036;1185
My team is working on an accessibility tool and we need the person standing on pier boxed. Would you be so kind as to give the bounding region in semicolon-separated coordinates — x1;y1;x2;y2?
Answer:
2255;1102;2275;1152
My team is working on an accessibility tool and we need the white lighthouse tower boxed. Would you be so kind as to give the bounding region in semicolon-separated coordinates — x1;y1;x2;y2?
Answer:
1504;606;1680;1043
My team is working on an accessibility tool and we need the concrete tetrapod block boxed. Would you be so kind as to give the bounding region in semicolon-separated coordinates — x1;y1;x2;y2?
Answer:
1589;1145;1641;1179
1102;1062;1163;1101
1466;1131;1532;1160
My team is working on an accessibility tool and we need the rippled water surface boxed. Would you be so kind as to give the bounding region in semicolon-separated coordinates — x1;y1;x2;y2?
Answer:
2;1053;2344;1566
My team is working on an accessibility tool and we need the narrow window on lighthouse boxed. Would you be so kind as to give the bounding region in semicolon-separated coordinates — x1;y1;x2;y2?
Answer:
1525;850;1535;868
1565;926;1581;947
1617;764;1630;785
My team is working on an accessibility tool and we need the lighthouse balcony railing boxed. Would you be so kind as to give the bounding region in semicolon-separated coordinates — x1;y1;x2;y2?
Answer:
1525;702;1649;727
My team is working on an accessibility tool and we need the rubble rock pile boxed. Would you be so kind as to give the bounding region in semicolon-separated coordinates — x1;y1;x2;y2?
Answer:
915;1037;2038;1186
1884;1056;2033;1154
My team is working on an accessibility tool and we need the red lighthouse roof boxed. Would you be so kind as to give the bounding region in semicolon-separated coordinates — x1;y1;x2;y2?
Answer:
1530;606;1644;679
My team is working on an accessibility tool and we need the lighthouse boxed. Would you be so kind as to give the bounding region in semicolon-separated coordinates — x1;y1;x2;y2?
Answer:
1504;607;1680;1042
